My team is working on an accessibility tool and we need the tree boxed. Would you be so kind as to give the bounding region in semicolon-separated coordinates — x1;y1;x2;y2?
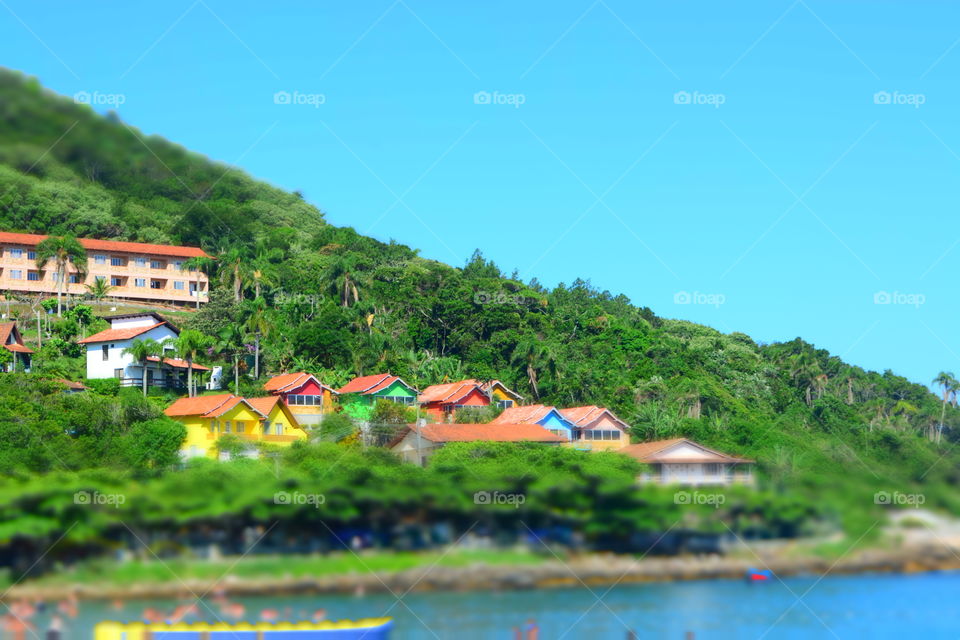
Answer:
932;371;958;445
35;235;87;317
216;323;247;393
175;329;211;397
217;247;246;303
84;277;114;308
125;418;187;473
509;336;557;400
182;256;215;309
788;351;821;406
122;338;163;396
242;297;273;379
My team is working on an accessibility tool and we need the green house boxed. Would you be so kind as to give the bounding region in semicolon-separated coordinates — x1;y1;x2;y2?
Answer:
337;373;418;421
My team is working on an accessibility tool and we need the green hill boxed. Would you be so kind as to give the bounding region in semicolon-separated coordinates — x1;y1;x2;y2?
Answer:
1;67;959;547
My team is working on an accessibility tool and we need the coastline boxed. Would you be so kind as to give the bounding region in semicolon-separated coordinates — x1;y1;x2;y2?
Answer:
7;542;959;602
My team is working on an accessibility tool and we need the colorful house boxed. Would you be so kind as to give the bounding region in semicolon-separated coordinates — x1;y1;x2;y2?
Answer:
164;393;307;459
389;422;565;465
559;405;630;450
481;379;523;409
619;438;755;486
337;373;418;421
0;321;32;372
418;380;491;421
264;372;339;428
490;404;577;440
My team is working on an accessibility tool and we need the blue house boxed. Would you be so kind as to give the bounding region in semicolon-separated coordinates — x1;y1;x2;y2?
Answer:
491;404;577;440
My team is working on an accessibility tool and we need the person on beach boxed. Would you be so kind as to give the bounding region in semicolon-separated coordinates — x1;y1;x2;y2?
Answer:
259;608;278;622
311;609;327;623
523;619;539;640
45;615;62;640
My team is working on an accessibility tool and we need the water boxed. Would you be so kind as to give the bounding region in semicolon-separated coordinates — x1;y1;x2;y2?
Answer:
12;571;960;639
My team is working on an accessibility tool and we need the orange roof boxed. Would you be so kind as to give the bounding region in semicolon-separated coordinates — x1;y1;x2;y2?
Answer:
54;378;89;391
338;373;415;395
264;372;337;394
397;423;566;444
0;321;33;354
490;404;556;424
559;405;628;429
481;379;523;401
618;438;753;464
246;395;281;416
0;231;211;259
77;322;171;344
418;380;482;404
164;393;246;418
146;356;211;371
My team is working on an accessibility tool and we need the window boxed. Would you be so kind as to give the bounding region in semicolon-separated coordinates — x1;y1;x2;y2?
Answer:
383;395;414;405
27;271;40;281
68;274;80;284
134;278;146;287
275;422;283;435
9;270;22;280
705;463;720;476
496;400;514;409
134;257;147;267
236;421;245;433
111;276;123;286
150;279;163;289
110;257;124;266
174;260;184;270
114;368;123;378
27;251;35;260
224;421;232;433
288;394;321;406
174;281;185;290
8;249;22;259
95;255;107;265
150;260;164;269
102;345;109;361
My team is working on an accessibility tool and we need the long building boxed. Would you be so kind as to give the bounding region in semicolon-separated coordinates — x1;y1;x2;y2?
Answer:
0;231;211;305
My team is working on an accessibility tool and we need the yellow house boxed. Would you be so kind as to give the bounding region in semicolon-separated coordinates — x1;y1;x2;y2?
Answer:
165;393;308;459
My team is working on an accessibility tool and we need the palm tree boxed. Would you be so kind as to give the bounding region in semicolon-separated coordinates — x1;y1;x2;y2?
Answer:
122;338;163;396
216;324;247;393
84;277;114;309
35;235;87;316
788;351;821;406
932;371;958;444
324;254;363;307
217;247;246;303
181;256;215;309
509;336;557;400
175;329;211;397
241;297;273;379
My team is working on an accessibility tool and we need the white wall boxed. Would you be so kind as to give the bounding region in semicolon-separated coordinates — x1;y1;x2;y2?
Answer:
85;325;178;379
110;315;162;329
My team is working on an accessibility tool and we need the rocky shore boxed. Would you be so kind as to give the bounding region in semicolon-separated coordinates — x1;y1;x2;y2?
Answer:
7;541;960;602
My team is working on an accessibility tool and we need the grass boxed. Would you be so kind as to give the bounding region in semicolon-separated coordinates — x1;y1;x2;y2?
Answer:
15;549;547;590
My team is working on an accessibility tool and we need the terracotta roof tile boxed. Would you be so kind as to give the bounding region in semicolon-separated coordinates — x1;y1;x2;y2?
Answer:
77;322;171;344
0;321;33;354
418;380;481;404
490;404;555;424
0;231;211;259
146;356;211;371
264;372;337;394
402;423;566;444
559;405;629;429
338;373;416;395
618;438;753;464
164;393;242;417
245;395;280;416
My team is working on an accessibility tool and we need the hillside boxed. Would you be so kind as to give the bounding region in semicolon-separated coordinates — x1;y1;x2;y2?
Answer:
1;66;960;541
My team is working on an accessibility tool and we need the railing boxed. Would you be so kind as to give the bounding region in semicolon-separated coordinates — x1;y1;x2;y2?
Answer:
638;473;755;486
117;377;186;389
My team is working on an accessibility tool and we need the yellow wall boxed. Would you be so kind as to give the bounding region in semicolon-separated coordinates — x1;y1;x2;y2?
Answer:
176;401;307;459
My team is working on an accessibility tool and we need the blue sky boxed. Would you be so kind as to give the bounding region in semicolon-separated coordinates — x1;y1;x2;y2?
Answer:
3;1;960;388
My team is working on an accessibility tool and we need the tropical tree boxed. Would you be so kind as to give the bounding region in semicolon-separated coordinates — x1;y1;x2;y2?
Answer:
35;235;87;316
122;338;163;396
216;323;247;393
241;297;273;379
932;371;958;444
509;336;557;400
788;351;821;406
217;247;246;303
84;277;114;309
175;329;212;397
181;255;215;309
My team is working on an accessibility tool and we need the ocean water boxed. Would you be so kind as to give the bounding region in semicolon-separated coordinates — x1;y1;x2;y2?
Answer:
10;571;960;639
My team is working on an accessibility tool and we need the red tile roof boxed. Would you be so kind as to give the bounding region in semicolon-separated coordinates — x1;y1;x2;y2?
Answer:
490;404;556;424
398;423;566;444
53;378;89;391
77;322;171;344
165;393;243;417
481;379;523;401
618;438;753;464
245;395;281;416
0;321;33;354
146;356;211;371
338;373;415;395
0;231;211;259
559;405;629;429
418;380;482;404
264;372;337;394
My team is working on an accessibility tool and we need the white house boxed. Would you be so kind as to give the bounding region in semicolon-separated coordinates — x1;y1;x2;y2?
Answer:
618;438;755;486
78;312;208;389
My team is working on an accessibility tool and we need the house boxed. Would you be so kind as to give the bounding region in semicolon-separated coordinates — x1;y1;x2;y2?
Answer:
77;312;209;389
263;372;339;428
559;405;630;450
490;404;577;440
480;380;523;409
418;380;492;421
165;393;307;459
0;321;32;372
53;378;89;393
0;231;211;305
389;423;566;466
618;438;755;486
337;373;418;421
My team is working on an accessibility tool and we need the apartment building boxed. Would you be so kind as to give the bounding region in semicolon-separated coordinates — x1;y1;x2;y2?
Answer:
0;232;211;305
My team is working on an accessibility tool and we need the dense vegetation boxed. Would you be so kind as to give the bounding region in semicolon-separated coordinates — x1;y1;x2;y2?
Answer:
1;68;959;575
